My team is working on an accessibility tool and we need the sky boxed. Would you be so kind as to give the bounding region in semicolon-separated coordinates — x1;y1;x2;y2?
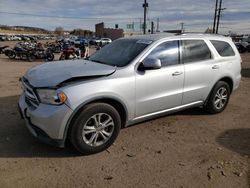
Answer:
0;0;250;34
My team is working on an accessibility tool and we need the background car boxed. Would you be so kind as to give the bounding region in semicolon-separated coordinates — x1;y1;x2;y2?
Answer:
235;42;250;53
100;38;112;45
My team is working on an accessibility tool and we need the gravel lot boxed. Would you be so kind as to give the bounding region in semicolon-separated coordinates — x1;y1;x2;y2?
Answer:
0;41;250;188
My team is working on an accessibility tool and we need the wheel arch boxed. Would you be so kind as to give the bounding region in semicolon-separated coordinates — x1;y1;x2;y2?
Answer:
219;76;234;93
63;96;128;143
205;76;234;105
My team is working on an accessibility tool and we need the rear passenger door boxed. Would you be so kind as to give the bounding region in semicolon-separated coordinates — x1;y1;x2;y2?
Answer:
181;39;221;105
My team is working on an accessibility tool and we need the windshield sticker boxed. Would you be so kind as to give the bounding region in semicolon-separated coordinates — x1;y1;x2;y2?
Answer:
136;40;153;45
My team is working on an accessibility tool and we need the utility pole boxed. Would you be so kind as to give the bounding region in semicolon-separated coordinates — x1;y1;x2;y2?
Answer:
140;18;142;32
212;0;218;33
216;0;226;33
180;22;184;33
156;18;160;32
151;21;154;34
216;0;222;33
142;0;148;34
216;0;226;34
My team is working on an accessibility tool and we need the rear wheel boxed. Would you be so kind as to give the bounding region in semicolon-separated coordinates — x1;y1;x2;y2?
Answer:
205;81;230;114
69;103;121;154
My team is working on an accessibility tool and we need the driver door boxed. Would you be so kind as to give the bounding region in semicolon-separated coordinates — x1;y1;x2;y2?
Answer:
135;40;184;117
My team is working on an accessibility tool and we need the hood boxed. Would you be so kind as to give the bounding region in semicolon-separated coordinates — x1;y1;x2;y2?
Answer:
24;60;116;87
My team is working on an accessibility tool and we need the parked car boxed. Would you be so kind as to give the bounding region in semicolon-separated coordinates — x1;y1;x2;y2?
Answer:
235;42;250;53
9;35;22;41
89;37;99;45
18;34;241;154
74;38;89;47
100;38;112;45
89;38;112;45
0;35;7;41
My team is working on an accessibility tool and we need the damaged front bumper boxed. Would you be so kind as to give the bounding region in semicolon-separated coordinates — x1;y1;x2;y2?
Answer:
18;93;73;148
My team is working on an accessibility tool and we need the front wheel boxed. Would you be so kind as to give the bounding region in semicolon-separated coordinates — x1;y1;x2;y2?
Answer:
205;81;230;114
8;51;16;59
69;103;121;154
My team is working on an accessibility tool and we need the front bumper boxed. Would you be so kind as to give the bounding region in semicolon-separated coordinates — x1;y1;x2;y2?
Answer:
18;93;73;147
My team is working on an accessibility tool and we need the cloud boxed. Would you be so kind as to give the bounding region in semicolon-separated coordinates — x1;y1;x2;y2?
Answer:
0;0;249;34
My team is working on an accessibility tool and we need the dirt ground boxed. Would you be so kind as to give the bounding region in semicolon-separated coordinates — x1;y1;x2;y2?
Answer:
0;40;250;188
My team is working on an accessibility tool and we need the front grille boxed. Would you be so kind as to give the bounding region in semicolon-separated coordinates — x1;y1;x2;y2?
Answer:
22;77;39;109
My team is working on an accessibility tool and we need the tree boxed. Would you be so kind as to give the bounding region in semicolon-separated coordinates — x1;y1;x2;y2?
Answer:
70;29;94;37
54;27;64;35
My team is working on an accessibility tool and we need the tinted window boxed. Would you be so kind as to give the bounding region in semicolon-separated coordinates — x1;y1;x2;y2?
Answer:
145;41;180;67
210;40;235;57
89;39;150;67
182;40;212;63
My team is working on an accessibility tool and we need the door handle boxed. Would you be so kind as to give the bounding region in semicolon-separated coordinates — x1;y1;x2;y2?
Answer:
212;65;220;69
172;71;183;76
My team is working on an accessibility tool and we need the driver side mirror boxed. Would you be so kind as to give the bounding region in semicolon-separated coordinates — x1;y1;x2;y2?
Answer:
140;58;162;70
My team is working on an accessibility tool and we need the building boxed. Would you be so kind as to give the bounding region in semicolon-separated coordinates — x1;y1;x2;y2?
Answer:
95;22;124;40
95;20;154;40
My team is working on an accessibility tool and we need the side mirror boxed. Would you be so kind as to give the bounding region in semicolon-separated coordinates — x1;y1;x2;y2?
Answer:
142;58;161;70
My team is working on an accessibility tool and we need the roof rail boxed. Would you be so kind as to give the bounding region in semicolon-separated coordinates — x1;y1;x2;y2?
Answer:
177;32;223;36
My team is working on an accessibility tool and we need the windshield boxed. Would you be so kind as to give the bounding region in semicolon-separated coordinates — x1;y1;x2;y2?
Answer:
89;38;151;67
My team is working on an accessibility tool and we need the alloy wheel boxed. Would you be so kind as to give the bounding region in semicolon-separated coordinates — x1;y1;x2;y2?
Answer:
214;87;228;110
82;113;114;147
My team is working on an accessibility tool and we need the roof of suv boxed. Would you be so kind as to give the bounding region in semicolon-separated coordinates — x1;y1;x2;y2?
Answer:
128;33;229;42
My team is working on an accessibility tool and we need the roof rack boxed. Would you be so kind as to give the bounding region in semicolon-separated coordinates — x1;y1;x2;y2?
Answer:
177;32;223;36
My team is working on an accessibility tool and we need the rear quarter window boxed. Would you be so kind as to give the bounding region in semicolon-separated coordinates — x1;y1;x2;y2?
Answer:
210;40;235;57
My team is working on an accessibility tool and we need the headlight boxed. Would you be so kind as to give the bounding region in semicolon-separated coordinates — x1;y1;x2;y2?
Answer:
36;89;67;105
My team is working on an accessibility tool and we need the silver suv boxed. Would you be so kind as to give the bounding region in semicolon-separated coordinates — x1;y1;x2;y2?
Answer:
19;34;241;154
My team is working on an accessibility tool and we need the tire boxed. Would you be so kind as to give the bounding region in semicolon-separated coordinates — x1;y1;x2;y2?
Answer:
8;51;16;59
20;53;28;60
46;53;54;61
205;81;230;114
69;103;121;154
28;54;36;62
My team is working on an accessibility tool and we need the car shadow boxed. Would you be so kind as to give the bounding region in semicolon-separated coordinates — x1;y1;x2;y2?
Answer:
0;94;208;158
216;129;250;186
242;68;250;78
174;107;207;116
0;95;81;158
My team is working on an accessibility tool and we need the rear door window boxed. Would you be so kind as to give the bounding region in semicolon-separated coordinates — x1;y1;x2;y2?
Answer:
182;40;212;63
210;40;235;57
